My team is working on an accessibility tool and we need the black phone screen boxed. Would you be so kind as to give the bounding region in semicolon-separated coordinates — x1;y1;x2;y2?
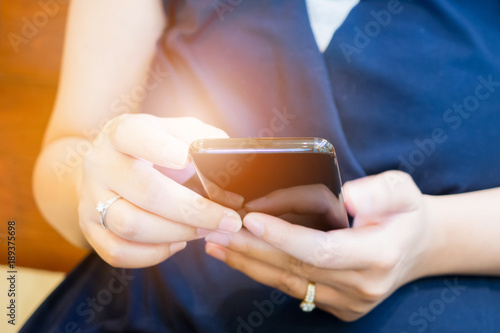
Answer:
189;138;348;230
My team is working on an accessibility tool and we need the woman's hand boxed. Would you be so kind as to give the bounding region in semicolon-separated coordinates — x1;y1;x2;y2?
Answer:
79;114;244;268
204;171;437;321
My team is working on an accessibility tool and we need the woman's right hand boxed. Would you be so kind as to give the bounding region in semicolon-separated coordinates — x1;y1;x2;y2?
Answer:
78;114;243;268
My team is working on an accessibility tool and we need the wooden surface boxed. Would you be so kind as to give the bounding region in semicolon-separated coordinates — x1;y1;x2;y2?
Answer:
0;0;88;272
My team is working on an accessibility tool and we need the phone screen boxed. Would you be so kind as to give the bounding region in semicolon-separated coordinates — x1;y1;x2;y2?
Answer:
189;138;348;230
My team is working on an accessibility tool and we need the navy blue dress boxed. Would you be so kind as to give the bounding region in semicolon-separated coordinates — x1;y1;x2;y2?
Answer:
21;0;500;332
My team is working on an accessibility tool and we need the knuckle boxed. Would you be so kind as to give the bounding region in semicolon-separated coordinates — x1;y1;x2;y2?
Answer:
276;272;301;296
81;151;94;172
199;200;223;225
318;183;333;199
77;202;92;233
106;113;130;146
111;211;139;240
184;116;203;126
101;243;125;268
393;170;420;196
338;307;366;322
224;253;244;271
184;197;222;228
357;281;390;303
213;128;228;138
389;170;412;181
153;244;173;262
270;231;288;250
347;302;369;316
138;178;159;203
192;195;211;212
231;239;251;255
81;145;101;172
288;256;314;276
307;234;340;268
383;170;422;207
359;286;384;303
372;247;399;272
181;117;204;131
406;183;422;206
128;162;162;206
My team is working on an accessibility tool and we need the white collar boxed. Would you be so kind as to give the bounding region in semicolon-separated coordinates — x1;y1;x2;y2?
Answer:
306;0;360;52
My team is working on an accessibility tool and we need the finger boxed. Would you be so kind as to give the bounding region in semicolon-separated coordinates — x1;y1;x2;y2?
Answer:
343;170;421;218
154;163;197;186
162;117;228;144
244;184;347;228
206;229;364;288
155;165;244;211
205;242;308;299
243;212;383;270
106;114;228;169
194;172;244;210
101;155;242;233
245;184;336;216
205;243;351;317
102;193;204;243
206;228;279;260
79;210;186;268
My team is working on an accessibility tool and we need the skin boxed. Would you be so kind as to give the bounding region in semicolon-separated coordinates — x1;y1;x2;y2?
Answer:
32;0;500;321
205;171;500;321
32;0;243;268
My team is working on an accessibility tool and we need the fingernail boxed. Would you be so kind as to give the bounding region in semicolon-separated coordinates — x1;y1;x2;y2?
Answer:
163;144;189;169
219;212;242;233
205;232;229;247
244;215;264;236
245;197;266;210
170;242;187;254
164;152;188;170
205;243;227;261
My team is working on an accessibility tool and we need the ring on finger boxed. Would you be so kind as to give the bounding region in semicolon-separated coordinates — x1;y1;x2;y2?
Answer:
300;281;316;312
96;195;122;230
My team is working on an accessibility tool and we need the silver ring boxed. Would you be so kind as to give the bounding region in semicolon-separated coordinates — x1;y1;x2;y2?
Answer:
300;281;316;312
96;195;122;230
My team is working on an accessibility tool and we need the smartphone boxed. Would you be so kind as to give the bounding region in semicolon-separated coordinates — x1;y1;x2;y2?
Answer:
189;137;348;230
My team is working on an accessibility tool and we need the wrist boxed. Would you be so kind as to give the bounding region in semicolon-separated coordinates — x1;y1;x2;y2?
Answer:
34;137;91;249
403;194;448;282
419;194;449;277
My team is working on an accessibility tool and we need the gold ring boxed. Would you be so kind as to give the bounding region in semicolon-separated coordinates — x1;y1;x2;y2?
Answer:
300;281;316;312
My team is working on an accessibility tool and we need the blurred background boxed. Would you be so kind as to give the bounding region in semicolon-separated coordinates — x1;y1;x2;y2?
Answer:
1;0;87;330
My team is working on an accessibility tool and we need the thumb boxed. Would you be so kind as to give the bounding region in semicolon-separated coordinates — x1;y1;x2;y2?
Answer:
343;171;422;218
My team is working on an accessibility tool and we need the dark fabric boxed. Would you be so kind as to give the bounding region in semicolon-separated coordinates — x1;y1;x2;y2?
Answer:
142;0;365;182
21;0;500;332
328;0;500;194
20;241;500;333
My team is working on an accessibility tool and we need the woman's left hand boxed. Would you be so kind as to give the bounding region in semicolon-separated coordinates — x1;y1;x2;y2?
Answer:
204;171;438;321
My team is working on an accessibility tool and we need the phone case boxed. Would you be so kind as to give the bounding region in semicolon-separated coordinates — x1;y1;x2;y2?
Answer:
189;137;336;155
